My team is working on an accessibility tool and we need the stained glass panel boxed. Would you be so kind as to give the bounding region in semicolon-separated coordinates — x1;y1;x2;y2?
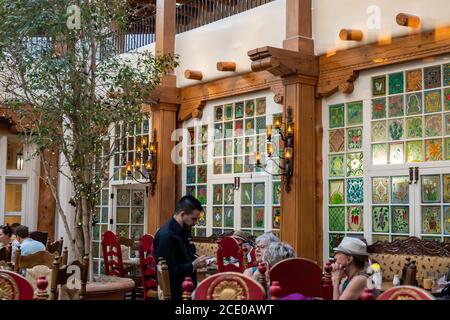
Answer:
425;139;443;161
405;92;423;115
372;75;386;96
406;140;423;163
213;207;223;228
329;155;344;177
213;184;223;205
245;100;255;117
444;174;450;203
225;104;233;120
372;177;389;204
272;207;281;229
388;95;404;118
391;176;409;204
424;65;441;89
346;178;363;204
197;165;207;183
347;127;363;150
215;105;223;122
241;183;252;205
329;207;345;231
406;117;423;139
347;101;363;126
224;184;234;205
406;69;422;92
256;98;266;115
424;114;442;137
389;142;404;164
371;121;387;142
388;119;404;141
389;72;404;94
372;143;388;165
329;234;345;257
347;206;363;232
346;152;364;177
372;206;389;232
391;206;409;234
329;129;345;153
245;119;255;136
371;98;386;120
445;138;450;160
329;104;345;128
444;206;450;235
234;120;243;137
421;175;441;203
197;185;207;205
253;207;264;228
224;207;234;228
424;90;442;113
444;88;450;111
273;181;281;205
213;159;222;174
235;102;244;119
254;183;265;204
445;113;450;135
117;190;130;206
329;180;344;204
241;207;252;228
422;206;442;234
444;63;450;86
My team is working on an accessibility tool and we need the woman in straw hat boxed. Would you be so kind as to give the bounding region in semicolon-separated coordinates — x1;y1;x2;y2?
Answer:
331;236;369;300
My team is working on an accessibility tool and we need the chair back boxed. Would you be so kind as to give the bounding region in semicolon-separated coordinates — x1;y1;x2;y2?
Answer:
102;230;124;277
118;236;134;260
14;249;56;272
29;231;48;246
0;270;34;300
377;285;435;300
46;237;63;255
194;272;266;300
138;234;157;299
217;236;244;273
156;258;171;300
50;255;89;300
269;257;323;299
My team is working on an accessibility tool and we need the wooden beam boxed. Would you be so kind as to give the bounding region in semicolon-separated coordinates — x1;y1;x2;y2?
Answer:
318;26;450;97
216;61;236;72
339;29;363;41
283;0;313;54
184;69;203;80
156;0;175;57
396;13;420;28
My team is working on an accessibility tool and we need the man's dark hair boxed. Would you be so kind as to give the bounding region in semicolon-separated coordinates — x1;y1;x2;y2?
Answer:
11;223;21;235
175;195;203;215
15;225;29;239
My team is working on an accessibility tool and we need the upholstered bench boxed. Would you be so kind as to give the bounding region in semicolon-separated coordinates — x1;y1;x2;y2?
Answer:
192;235;219;258
368;237;450;284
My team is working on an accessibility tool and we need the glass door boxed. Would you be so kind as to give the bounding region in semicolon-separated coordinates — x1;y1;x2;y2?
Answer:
368;169;415;244
209;178;236;236
414;167;450;243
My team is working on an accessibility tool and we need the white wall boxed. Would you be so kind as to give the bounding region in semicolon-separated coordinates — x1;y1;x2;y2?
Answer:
313;0;450;55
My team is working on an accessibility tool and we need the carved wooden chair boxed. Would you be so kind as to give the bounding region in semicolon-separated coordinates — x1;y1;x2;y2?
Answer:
46;237;63;255
0;269;34;300
138;234;157;299
50;255;89;300
101;230;124;277
14;249;55;273
156;257;171;300
269;258;333;300
377;285;435;300
29;231;48;246
216;236;244;273
183;272;266;300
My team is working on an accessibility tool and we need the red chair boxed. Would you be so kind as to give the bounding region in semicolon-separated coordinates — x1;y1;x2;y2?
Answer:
0;269;34;300
269;258;333;300
102;231;124;277
217;236;244;273
377;285;435;300
138;234;157;300
184;272;266;300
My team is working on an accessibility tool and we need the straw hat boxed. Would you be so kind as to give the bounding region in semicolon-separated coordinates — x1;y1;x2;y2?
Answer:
333;237;368;256
231;230;250;243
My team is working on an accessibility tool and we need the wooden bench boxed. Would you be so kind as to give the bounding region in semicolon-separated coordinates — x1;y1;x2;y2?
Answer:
368;237;450;284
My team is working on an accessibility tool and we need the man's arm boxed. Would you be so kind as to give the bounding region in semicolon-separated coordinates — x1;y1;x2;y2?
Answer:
155;235;193;275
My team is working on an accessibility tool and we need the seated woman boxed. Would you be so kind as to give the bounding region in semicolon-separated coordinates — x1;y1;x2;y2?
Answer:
331;237;369;300
0;225;12;250
243;232;280;279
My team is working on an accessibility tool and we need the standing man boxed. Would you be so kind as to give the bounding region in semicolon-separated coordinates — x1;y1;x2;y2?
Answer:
154;195;209;299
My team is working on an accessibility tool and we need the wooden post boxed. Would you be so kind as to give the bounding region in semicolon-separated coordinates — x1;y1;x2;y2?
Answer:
156;0;176;87
283;0;313;54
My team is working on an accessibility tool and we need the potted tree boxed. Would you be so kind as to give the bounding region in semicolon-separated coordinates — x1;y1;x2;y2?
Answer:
0;0;177;298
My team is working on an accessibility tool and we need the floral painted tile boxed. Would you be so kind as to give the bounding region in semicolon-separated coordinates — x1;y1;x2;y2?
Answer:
186;166;196;184
329;234;345;257
235;101;244;118
225;104;233;120
224;207;234;228
372;143;388;165
444;206;450;235
445;138;450;160
329;154;344;177
371;98;386;120
444;63;450;86
329;104;345;128
424;114;442;137
197;165;207;183
421;175;441;203
198;211;206;227
389;142;404;164
424;90;442;113
273;181;281;205
234;120;243;136
214;141;223;157
213;184;223;205
347;206;364;232
255;116;266;134
213;159;222;174
245;118;255;136
346;152;364;177
241;206;252;228
389;72;404;94
371;121;387;142
213;207;223;228
254;183;265;204
372;206;389;232
347;127;363;150
372;177;389;204
234;156;243;173
245;100;255;117
244;155;254;173
372;75;386;96
329;129;345;152
445;113;450;135
391;206;409;234
224;139;233;156
223;158;232;173
347;101;363;125
186;185;196;198
443;175;450;203
224;122;233;138
197;185;207;205
347;178;364;204
406;92;423;115
253;207;265;228
388;95;404;118
391;176;409;204
406;117;423;139
406;69;422;92
388;119;404;141
214;123;223;140
245;137;254;154
422;206;442;234
215;105;223;122
329;207;345;231
234;138;243;155
272;207;281;229
444;88;450;111
241;183;252;205
424;65;441;89
256;98;266;115
425;139;443;161
329;180;345;204
406;140;424;163
224;184;234;204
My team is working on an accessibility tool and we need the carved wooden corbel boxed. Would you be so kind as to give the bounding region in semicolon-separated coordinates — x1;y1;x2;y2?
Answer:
270;83;285;105
317;70;359;97
248;46;318;78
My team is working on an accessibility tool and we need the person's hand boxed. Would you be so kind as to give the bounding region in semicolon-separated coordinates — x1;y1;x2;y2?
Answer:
331;262;345;286
192;255;208;271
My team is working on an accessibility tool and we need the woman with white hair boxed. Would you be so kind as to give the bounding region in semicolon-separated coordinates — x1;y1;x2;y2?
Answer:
243;232;280;279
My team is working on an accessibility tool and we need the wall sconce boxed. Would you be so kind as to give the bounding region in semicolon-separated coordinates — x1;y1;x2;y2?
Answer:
255;106;294;192
16;152;23;170
126;128;157;195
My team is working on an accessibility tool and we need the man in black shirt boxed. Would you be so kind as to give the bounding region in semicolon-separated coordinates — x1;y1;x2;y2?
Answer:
154;195;209;299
